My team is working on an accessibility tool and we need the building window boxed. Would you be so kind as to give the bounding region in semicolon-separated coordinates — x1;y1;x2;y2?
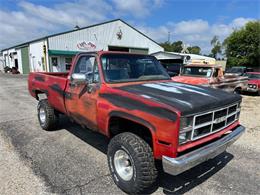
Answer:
65;57;72;71
51;57;58;66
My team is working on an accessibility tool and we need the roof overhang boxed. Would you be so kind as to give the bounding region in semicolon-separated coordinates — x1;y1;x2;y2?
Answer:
48;50;79;56
151;51;183;60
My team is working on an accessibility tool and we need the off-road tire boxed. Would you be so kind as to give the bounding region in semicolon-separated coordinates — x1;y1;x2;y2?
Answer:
37;99;59;131
107;132;158;194
234;87;241;94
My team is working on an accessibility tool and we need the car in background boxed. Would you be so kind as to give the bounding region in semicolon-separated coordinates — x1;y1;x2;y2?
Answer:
242;72;260;95
225;66;254;76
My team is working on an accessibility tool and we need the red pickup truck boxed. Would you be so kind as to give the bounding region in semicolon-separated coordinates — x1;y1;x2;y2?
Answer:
28;51;245;194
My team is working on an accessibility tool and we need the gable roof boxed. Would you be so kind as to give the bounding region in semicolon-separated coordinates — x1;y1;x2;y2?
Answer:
1;19;162;52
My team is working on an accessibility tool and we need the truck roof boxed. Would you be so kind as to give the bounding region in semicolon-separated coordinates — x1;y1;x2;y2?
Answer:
76;51;152;56
184;64;222;68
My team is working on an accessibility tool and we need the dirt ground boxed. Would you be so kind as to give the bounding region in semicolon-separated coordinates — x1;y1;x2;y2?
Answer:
0;73;259;195
236;96;260;151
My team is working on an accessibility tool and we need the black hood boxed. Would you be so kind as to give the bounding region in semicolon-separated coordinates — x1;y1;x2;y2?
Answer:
116;81;241;116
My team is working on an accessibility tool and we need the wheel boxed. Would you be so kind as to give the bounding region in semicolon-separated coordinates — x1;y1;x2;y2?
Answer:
37;99;59;131
107;132;158;194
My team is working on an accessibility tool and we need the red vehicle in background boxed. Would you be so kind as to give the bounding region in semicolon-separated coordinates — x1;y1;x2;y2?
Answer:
172;64;248;93
243;72;260;95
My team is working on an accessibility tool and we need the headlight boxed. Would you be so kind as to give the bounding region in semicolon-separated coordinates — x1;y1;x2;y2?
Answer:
179;116;194;144
249;84;257;89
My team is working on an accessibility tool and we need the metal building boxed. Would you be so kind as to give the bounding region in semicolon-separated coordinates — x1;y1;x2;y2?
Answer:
1;19;164;74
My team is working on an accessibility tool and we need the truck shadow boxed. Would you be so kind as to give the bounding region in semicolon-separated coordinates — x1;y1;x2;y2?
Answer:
58;116;234;194
157;152;233;194
59;116;109;154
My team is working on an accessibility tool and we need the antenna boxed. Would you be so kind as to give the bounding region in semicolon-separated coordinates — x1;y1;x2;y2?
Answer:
72;0;80;30
74;18;80;30
74;25;80;30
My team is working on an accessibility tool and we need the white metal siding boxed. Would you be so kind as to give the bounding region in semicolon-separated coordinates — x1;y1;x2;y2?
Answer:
29;40;49;72
0;56;4;72
2;48;25;73
48;20;163;54
16;49;23;74
2;49;16;68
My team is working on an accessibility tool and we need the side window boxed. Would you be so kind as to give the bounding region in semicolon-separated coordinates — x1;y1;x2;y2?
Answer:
93;60;100;83
213;68;218;77
74;56;94;74
74;55;100;83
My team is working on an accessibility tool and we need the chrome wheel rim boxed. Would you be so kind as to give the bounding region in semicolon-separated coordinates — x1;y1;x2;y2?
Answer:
114;149;133;181
39;107;46;124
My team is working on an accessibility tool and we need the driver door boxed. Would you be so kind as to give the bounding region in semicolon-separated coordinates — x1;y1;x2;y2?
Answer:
65;54;100;131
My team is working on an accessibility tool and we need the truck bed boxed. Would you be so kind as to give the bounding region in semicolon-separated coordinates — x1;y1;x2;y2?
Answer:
28;72;69;113
37;72;69;78
211;76;248;92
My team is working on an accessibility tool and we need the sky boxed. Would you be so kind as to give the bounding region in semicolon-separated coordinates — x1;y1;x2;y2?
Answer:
0;0;259;54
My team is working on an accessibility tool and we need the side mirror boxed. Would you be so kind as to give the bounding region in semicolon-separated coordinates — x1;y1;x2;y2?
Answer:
71;73;88;84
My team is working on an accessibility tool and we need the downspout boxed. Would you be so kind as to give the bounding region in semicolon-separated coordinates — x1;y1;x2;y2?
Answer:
43;44;47;72
46;38;51;72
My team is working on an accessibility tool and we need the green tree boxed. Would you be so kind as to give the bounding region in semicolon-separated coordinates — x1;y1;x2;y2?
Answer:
160;41;201;54
171;41;183;52
210;35;222;58
187;46;201;54
223;21;260;68
160;41;183;52
159;41;172;52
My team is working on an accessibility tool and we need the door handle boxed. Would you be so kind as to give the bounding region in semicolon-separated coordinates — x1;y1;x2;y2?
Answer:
87;85;93;93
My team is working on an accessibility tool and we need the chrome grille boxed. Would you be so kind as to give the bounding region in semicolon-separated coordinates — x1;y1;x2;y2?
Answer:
191;103;240;140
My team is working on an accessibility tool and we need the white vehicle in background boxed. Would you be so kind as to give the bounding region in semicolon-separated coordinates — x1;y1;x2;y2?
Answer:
151;51;217;77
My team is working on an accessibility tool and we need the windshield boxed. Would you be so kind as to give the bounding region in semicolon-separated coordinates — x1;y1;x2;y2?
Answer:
181;67;213;77
246;73;260;79
101;54;170;83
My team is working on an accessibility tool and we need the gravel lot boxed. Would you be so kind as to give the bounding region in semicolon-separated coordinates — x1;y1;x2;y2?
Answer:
0;73;259;195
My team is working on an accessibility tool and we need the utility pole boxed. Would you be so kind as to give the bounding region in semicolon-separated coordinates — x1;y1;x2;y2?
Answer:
168;31;171;43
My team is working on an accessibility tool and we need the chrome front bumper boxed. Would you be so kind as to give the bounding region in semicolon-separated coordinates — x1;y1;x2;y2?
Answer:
245;87;258;93
162;125;245;175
